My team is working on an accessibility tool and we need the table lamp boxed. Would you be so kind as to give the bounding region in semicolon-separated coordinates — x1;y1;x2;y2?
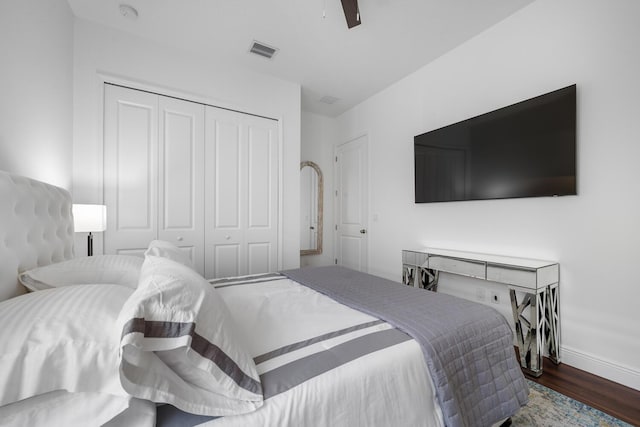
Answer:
72;204;107;256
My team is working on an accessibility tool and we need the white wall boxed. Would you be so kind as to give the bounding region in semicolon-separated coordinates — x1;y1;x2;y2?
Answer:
0;0;74;189
334;0;640;390
300;112;337;267
72;19;301;266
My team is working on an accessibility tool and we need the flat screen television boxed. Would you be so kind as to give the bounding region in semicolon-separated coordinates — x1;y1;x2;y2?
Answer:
414;84;576;203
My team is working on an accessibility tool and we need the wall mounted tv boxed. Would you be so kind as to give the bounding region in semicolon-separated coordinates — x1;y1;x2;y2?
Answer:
414;84;576;203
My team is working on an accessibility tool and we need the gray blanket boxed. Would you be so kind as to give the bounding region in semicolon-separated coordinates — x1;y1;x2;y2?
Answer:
281;266;528;427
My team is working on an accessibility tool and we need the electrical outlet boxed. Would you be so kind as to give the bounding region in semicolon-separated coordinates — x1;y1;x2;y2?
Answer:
491;292;500;304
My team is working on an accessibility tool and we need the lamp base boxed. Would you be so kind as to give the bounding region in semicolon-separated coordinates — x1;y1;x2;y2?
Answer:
87;232;93;256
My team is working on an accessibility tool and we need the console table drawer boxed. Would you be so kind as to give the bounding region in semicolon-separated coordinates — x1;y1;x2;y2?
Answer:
402;250;428;266
486;265;536;289
428;256;485;279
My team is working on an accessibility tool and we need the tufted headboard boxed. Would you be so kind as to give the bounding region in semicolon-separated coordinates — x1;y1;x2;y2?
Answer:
0;170;75;302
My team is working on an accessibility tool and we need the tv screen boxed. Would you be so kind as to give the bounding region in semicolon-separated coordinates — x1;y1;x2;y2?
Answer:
414;84;576;203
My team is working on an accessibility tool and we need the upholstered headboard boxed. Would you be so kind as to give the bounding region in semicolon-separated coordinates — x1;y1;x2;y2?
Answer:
0;171;75;301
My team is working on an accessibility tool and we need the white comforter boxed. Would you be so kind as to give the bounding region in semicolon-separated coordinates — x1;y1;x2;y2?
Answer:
156;274;445;427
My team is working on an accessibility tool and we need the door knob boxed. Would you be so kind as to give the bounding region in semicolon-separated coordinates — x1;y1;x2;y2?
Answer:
225;235;231;240
176;236;183;241
360;229;367;234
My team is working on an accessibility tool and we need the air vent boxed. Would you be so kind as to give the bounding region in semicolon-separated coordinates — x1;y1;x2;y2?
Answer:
249;41;278;59
319;95;340;105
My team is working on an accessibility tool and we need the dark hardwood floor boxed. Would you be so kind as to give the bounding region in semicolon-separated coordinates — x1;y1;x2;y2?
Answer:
524;357;640;426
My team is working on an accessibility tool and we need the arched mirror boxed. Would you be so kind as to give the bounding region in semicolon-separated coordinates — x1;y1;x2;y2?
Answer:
300;161;323;255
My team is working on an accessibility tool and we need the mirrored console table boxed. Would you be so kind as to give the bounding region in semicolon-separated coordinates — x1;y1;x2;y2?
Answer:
402;248;560;377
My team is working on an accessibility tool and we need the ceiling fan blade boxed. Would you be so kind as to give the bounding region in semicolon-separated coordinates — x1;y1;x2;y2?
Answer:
340;0;361;28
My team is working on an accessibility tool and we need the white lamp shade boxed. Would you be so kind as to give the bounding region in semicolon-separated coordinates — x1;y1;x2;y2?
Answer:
73;204;107;233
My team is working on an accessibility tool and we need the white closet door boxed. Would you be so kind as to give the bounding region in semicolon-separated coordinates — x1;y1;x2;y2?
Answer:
158;96;205;274
204;107;279;279
104;85;205;274
104;85;159;257
244;114;279;275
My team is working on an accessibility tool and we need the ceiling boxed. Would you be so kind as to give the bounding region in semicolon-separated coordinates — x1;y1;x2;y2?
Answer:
66;0;534;117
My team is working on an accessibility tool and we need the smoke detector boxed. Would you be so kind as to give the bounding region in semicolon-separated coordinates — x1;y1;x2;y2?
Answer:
249;41;279;60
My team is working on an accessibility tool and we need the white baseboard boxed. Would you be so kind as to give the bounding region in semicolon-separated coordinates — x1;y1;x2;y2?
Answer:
560;345;640;391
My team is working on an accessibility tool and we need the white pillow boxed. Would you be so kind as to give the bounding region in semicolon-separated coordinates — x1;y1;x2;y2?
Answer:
144;240;194;269
0;391;154;427
18;255;143;291
117;255;263;416
0;284;133;407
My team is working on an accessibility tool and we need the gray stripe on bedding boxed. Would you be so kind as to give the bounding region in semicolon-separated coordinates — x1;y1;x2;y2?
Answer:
122;318;194;338
260;328;412;399
122;318;261;395
254;319;385;364
155;327;411;427
208;272;283;286
156;405;220;426
281;266;528;427
214;277;286;288
190;333;262;394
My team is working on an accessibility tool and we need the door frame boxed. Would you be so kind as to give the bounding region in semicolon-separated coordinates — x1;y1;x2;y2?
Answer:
333;133;369;272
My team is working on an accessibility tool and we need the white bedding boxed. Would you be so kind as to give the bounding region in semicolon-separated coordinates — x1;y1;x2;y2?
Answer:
0;170;521;426
155;274;445;427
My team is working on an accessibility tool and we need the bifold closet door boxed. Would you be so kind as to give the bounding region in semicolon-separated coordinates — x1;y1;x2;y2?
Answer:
104;85;159;257
204;106;279;279
157;96;205;274
104;85;205;274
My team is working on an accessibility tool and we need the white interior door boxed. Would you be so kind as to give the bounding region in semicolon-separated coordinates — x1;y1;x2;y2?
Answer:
335;135;368;272
204;107;279;279
157;96;205;274
104;85;158;257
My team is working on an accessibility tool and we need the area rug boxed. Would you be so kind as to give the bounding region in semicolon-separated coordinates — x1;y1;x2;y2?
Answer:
511;380;633;426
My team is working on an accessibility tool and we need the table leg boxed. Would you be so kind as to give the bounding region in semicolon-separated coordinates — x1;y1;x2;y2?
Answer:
420;268;439;292
510;289;545;376
545;283;561;364
402;265;417;287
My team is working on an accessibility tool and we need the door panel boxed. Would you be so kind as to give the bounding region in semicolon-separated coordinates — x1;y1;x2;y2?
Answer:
205;108;244;279
243;116;278;274
205;107;278;279
214;121;241;229
341;147;362;224
335;135;368;272
340;235;363;271
248;126;272;228
214;244;240;278
248;242;271;274
158;96;205;274
104;85;158;255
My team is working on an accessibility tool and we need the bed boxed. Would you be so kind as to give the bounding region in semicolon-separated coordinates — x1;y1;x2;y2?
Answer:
0;170;528;427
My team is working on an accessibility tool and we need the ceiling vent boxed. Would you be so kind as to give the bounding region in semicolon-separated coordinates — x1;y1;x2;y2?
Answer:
249;41;278;59
319;95;340;105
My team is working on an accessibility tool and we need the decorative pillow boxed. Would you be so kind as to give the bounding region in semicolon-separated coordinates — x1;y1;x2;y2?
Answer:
117;255;263;416
18;255;143;291
0;284;133;407
144;240;194;269
0;390;155;427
